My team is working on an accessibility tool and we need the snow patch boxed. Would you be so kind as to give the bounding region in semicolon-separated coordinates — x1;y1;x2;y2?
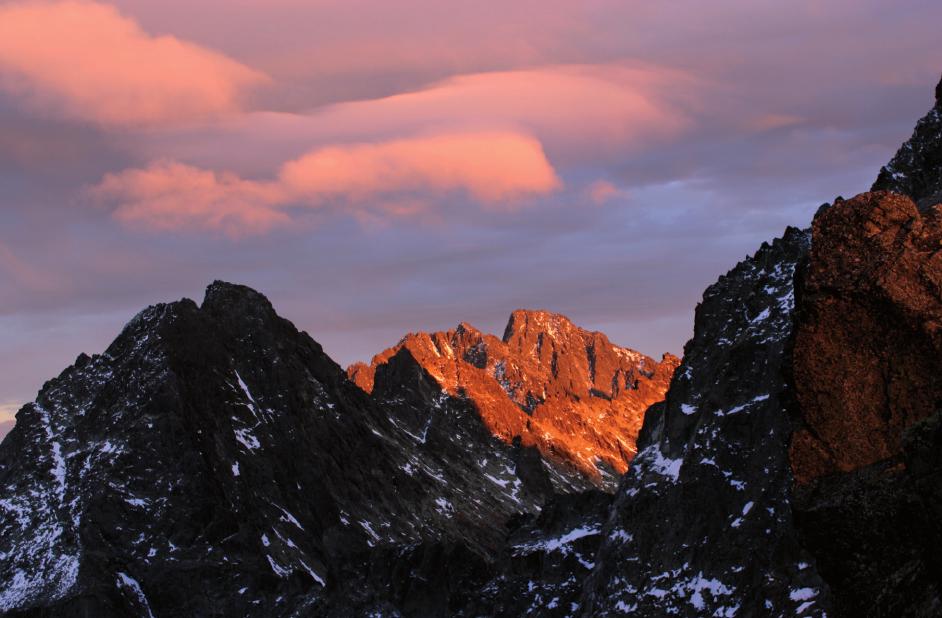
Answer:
234;428;260;451
790;588;818;602
514;525;600;555
434;497;453;515
115;572;155;618
643;445;683;482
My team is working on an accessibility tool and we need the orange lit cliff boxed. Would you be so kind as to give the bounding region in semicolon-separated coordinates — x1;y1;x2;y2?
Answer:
348;309;679;481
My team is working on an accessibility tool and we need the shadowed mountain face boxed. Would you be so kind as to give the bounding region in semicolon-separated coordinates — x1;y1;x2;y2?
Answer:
0;283;613;616
348;310;678;489
3;77;942;617
578;227;830;617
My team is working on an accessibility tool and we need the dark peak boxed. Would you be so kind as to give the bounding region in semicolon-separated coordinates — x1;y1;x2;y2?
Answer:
732;226;809;276
201;280;281;328
105;299;199;359
872;74;942;208
202;280;273;312
372;345;444;403
780;224;812;248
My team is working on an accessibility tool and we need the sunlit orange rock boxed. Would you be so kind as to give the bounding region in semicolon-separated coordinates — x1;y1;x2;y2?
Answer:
349;310;679;481
791;191;942;483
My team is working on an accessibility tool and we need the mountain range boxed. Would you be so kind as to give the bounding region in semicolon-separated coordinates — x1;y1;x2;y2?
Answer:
347;310;678;489
2;76;942;616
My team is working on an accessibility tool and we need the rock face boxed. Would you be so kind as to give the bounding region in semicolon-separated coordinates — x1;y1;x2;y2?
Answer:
791;191;942;482
790;191;942;615
349;310;678;488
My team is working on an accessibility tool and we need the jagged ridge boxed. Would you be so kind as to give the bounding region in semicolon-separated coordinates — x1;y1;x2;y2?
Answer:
348;310;678;489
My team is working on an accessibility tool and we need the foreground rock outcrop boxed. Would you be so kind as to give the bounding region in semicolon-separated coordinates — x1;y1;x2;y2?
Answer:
790;190;942;616
349;311;678;488
792;191;942;482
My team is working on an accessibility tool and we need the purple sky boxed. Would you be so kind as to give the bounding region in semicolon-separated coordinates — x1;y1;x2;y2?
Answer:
1;0;941;423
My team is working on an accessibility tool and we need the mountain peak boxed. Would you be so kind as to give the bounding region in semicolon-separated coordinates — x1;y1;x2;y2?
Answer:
348;311;677;486
202;280;277;320
502;308;576;343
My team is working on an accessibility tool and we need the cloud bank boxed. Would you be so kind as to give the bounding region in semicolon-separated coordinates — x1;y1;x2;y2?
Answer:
93;131;561;235
0;0;265;125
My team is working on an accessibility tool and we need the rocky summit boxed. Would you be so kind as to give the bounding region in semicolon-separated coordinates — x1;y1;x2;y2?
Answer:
3;76;942;617
348;310;679;489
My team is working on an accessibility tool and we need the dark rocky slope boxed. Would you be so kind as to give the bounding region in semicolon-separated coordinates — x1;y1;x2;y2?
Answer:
0;283;608;616
579;228;829;616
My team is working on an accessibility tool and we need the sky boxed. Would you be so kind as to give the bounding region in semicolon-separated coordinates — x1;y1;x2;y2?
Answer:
1;0;941;424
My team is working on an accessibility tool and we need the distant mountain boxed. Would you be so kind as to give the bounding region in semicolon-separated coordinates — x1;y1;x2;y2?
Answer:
349;310;678;490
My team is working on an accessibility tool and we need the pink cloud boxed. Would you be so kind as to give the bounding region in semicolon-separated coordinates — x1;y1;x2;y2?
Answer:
294;65;692;162
109;0;596;104
93;160;288;237
0;1;266;126
279;132;560;204
138;63;694;176
586;180;623;205
92;131;560;236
